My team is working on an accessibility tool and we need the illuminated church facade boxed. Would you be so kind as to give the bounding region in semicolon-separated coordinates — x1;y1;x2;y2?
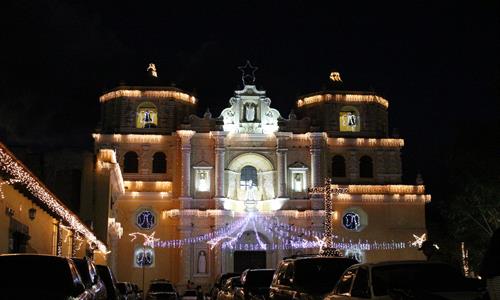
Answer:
83;65;431;288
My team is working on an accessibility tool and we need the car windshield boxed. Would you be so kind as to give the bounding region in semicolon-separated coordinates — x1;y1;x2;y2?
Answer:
0;255;76;296
185;290;197;296
372;263;474;296
294;258;358;293
149;282;175;293
244;270;275;287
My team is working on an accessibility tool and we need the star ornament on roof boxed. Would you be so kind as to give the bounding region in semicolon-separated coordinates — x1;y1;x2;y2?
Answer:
238;60;258;85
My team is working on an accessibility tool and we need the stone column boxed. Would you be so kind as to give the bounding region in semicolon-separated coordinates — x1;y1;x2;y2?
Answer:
275;133;291;198
177;130;195;199
308;133;324;188
211;132;227;199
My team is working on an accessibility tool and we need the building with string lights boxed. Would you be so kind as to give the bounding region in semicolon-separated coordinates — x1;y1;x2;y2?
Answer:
84;64;431;288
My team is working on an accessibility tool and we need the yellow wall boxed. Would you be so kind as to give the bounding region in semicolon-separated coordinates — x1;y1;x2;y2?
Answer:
0;180;108;264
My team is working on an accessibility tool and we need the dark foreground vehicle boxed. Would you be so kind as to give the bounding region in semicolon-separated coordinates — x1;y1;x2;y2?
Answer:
212;272;241;300
95;264;122;300
234;269;276;300
325;260;486;300
73;257;108;299
0;254;92;299
146;280;178;300
269;256;358;300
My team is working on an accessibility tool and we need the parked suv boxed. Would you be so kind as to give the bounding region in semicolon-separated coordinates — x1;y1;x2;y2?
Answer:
0;254;92;299
324;260;486;299
73;257;108;299
234;269;276;300
269;255;358;300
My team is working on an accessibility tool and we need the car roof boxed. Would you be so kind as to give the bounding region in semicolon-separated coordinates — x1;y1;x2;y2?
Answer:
283;256;356;262
348;260;451;269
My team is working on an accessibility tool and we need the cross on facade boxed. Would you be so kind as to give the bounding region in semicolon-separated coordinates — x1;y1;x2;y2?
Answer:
308;178;349;256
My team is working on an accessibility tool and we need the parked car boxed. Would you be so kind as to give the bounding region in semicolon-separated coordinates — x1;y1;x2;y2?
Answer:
211;272;241;300
0;253;92;299
73;257;108;299
324;260;486;300
132;283;144;300
269;255;358;300
217;276;242;300
182;290;198;300
234;269;276;300
95;264;123;300
146;279;178;300
117;282;136;300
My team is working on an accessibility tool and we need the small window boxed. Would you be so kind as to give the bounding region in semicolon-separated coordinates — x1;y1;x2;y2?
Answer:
124;151;139;173
332;155;346;177
335;269;355;295
340;106;361;132
136;102;158;128
351;268;371;298
152;152;167;173
359;156;373;178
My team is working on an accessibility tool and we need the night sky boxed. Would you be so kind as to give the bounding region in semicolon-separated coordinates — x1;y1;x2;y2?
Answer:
1;1;499;202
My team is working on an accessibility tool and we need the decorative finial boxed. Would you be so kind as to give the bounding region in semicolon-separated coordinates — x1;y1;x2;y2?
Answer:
147;63;158;78
238;60;258;86
329;71;342;83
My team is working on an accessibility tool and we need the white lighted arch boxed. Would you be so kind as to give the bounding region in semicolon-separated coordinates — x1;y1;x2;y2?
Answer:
225;153;276;212
227;153;274;172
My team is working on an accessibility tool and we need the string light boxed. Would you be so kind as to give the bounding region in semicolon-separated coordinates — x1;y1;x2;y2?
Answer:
0;178;21;199
328;138;404;148
0;146;108;254
99;89;197;104
297;93;389;109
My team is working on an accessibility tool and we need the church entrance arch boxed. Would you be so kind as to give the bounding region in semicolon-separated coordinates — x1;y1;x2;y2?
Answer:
226;153;275;204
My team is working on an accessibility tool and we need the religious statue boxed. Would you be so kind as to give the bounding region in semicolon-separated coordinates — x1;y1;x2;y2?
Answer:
347;112;357;127
244;103;256;122
293;173;303;192
197;250;207;273
198;171;209;192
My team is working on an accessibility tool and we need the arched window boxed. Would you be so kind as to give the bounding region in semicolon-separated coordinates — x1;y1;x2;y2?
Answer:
136;102;158;128
332;155;346;177
152;152;167;173
136;209;156;230
339;106;361;132
240;165;258;188
124;151;139;173
359;156;373;178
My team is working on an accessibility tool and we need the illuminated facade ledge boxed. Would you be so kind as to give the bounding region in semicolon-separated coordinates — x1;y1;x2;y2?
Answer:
327;137;404;148
335;194;431;203
332;184;426;194
123;180;172;193
0;143;108;253
99;89;197;105
296;93;389;109
92;133;169;144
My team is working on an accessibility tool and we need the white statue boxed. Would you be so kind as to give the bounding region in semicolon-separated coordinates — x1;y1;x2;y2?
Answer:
245;103;255;122
198;171;209;192
197;250;207;273
293;173;303;192
347;112;357;126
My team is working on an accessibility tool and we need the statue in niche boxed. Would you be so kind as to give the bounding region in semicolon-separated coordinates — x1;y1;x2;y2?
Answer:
262;175;275;199
347;112;357;127
293;173;303;192
144;110;153;123
197;250;207;273
198;171;209;192
244;103;256;122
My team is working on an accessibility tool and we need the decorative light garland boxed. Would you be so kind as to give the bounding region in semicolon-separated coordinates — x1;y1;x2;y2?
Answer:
0;178;21;199
328;138;404;148
0;146;108;254
297;93;389;109
99;89;197;104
